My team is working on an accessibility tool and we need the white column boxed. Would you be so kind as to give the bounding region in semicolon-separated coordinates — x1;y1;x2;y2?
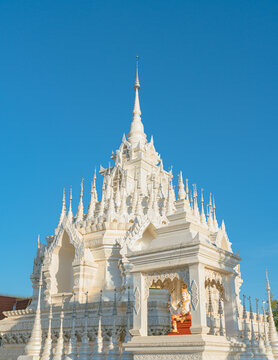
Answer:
189;263;209;335
224;274;239;337
130;272;148;337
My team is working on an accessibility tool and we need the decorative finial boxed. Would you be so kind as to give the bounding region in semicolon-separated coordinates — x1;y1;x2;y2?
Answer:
75;179;84;222
57;188;67;230
127;57;146;145
178;171;186;200
134;56;140;90
68;186;73;223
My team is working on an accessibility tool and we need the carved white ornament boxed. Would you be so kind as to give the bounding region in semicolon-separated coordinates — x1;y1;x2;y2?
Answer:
189;280;199;311
134;287;140;314
144;268;189;300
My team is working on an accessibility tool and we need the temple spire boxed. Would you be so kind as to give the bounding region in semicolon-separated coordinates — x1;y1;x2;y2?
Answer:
75;178;84;222
200;188;207;225
266;270;278;358
23;271;43;357
65;293;77;360
93;291;103;359
53;295;65;360
68;186;73;223
57;188;66;229
108;288;120;358
127;56;147;146
87;170;98;221
79;292;90;360
41;297;53;360
178;171;186;200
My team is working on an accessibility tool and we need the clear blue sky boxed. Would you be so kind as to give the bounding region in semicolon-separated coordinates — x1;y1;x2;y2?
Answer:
0;0;277;302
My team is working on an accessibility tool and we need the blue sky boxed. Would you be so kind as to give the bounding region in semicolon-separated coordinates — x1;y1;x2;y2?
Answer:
0;0;278;302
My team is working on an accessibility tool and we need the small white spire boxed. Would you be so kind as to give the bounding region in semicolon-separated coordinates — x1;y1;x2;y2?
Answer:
108;289;120;358
127;56;147;146
41;297;53;360
122;287;133;360
266;270;278;358
97;185;105;222
262;300;274;358
53;295;65;360
207;193;214;231
242;295;249;342
65;293;77;360
79;292;90;360
178;171;186;200
185;178;190;205
57;188;67;228
75;178;84;222
87;170;98;221
93;291;103;358
256;298;266;353
24;271;43;357
200;188;207;225
166;180;175;216
193;184;199;218
68;186;73;223
190;191;193;210
213;195;218;229
248;296;259;357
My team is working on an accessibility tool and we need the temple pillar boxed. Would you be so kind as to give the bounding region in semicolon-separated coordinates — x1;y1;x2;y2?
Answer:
224;274;239;337
130;272;148;336
189;263;209;334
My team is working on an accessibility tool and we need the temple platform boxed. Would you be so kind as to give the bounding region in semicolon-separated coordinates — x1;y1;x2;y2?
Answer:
124;334;244;360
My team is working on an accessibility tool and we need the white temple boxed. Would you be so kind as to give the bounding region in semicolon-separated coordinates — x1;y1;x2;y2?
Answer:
0;58;278;360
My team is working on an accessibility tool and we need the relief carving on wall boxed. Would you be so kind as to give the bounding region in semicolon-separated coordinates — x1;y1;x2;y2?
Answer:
188;280;199;311
144;268;189;300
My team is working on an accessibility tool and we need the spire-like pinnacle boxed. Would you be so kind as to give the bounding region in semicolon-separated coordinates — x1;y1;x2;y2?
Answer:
57;188;67;229
127;57;147;146
67;293;77;360
200;188;207;225
24;271;43;356
265;270;278;357
178;171;186;200
76;179;84;222
87;171;98;221
193;184;199;217
41;297;53;360
134;56;140;90
53;294;65;360
68;186;73;222
213;195;218;229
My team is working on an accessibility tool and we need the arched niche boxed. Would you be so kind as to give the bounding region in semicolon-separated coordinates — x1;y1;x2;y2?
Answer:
50;231;75;294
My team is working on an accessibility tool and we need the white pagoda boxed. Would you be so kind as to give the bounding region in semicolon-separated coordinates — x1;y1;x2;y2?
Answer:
0;58;278;360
